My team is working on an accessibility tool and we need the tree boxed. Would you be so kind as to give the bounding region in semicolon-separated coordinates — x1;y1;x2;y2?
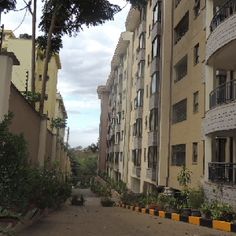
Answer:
0;0;16;25
38;0;147;115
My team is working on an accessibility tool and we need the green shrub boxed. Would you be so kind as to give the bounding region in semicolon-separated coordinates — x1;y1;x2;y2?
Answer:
188;188;204;209
100;197;114;207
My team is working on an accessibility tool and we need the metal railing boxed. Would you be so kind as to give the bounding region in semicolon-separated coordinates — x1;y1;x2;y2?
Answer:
210;0;236;32
209;162;236;184
209;79;236;109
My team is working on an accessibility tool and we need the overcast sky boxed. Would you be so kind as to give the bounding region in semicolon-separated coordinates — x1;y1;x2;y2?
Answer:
2;0;130;148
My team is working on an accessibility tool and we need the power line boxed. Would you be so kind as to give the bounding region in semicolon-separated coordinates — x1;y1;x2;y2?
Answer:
12;7;27;32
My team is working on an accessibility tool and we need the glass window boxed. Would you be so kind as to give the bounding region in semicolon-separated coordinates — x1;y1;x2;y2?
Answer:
148;146;158;168
174;12;189;44
151;36;160;59
192;143;198;163
172;99;187;123
149;108;158;131
139;33;146;49
153;1;161;24
175;55;188;82
194;43;200;65
171;144;186;166
193;91;199;113
151;72;159;94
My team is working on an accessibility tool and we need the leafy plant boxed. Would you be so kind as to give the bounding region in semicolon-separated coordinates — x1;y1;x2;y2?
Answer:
51;117;67;129
22;91;41;103
177;166;192;189
188;188;204;209
100;197;114;207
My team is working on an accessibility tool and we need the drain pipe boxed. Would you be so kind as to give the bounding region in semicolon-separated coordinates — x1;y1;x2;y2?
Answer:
166;1;174;187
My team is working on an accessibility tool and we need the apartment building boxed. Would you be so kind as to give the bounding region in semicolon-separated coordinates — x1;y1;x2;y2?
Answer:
2;30;61;129
203;0;236;208
98;0;236;197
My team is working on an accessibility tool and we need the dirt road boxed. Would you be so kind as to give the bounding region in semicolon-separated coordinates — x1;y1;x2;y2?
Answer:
18;189;234;236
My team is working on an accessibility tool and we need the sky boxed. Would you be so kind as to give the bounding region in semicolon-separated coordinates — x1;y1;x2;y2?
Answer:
1;0;130;148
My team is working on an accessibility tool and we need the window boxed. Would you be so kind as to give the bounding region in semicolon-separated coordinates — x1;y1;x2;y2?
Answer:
174;12;189;44
116;112;121;124
153;1;161;24
149;108;158;131
151;72;159;94
137;89;144;107
151;36;160;59
175;55;187;82
172;144;186;166
146;85;148;98
136;118;142;137
138;60;145;78
139;33;145;49
193;91;199;113
121;131;124;141
132;149;142;166
116;132;120;144
148;146;158;168
133;119;142;137
120;152;123;162
192;143;198;163
144;148;146;162
193;43;200;65
172;99;187;123
193;0;200;18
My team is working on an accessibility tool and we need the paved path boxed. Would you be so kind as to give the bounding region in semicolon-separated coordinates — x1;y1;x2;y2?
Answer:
18;189;234;236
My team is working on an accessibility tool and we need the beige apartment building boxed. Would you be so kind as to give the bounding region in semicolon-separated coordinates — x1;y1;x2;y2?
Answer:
2;31;62;129
98;0;236;198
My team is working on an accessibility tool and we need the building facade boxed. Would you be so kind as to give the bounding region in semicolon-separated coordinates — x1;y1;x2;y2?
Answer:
98;0;236;203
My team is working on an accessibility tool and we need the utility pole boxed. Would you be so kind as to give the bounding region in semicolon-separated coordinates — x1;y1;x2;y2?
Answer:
31;0;37;94
25;70;29;93
0;24;4;53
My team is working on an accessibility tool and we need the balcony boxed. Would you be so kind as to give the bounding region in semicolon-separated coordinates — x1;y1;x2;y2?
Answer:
149;93;159;109
136;77;144;91
135;107;143;119
150;57;160;75
206;1;236;68
203;80;236;135
209;162;236;184
151;22;161;42
137;48;145;62
148;131;158;146
132;166;141;178
138;20;146;36
210;80;236;109
133;136;142;149
146;168;157;182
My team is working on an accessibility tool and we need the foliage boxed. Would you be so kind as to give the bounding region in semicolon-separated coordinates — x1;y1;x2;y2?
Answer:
201;200;235;221
90;179;111;197
71;194;84;206
22;91;41;103
177;166;192;189
100;197;114;207
69;149;97;187
0;114;71;212
51;117;67;129
187;188;204;209
0;0;16;11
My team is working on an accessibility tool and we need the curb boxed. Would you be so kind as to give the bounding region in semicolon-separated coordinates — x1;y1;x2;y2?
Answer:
118;204;236;233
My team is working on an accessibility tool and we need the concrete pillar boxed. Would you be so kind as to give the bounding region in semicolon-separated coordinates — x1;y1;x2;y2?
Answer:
37;117;47;167
204;136;212;181
0;55;13;120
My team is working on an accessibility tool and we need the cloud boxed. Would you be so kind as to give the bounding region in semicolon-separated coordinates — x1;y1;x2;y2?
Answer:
3;1;130;148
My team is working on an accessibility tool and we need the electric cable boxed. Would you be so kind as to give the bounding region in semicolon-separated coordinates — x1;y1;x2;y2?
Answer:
12;7;27;32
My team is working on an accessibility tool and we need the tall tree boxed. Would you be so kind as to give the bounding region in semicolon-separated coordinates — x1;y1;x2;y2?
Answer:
38;0;121;114
0;0;16;24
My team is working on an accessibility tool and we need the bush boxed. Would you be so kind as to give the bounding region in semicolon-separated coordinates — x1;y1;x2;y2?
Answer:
188;188;204;209
100;198;114;207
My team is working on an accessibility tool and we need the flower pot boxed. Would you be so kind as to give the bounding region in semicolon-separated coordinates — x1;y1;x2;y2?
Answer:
191;209;201;217
181;208;191;217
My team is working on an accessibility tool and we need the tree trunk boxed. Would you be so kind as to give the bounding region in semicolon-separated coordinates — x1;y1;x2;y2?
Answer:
31;0;37;95
39;10;57;115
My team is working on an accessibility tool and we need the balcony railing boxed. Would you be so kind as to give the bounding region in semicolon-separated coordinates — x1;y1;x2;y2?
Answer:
132;166;141;178
209;79;236;109
209;162;236;184
146;168;157;181
210;0;236;32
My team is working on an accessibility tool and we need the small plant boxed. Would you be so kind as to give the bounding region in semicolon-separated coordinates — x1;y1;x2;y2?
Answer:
188;188;204;209
22;91;41;103
177;166;192;189
100;197;114;207
51;117;67;129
